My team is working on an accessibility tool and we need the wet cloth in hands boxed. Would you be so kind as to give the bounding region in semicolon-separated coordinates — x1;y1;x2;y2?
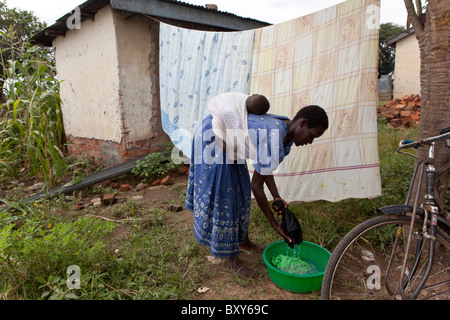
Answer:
273;202;303;248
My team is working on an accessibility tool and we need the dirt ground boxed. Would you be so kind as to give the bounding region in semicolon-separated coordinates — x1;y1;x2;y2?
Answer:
1;170;315;300
140;173;450;301
140;173;314;300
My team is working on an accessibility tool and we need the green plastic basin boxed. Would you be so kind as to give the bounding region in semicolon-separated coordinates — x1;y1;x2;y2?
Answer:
263;241;331;293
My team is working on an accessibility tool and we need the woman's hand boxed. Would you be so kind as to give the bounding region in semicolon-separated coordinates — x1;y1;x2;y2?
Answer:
251;171;292;244
272;197;288;215
271;220;293;245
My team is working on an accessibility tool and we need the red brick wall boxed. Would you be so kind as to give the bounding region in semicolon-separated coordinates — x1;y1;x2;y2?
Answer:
66;134;163;165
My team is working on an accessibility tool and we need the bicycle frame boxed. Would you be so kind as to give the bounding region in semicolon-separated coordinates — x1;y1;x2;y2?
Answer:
385;131;450;299
403;144;438;299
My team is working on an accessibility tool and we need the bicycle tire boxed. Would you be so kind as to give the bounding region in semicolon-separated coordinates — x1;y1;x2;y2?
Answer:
321;213;450;300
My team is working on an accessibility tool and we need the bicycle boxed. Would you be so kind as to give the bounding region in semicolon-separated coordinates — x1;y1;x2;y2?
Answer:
321;128;450;300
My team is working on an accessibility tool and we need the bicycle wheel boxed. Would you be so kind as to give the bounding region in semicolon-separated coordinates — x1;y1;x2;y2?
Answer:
321;214;450;300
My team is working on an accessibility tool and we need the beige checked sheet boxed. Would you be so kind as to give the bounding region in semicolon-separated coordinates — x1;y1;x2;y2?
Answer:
249;0;382;202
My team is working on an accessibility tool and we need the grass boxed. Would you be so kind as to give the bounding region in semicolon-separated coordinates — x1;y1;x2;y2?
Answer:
0;121;418;300
0;194;208;300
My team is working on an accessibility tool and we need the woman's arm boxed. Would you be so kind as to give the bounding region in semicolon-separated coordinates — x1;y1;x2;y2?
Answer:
251;171;291;243
262;174;280;200
262;174;288;213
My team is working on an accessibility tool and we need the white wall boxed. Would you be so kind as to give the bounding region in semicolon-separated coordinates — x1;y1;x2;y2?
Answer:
113;12;155;142
393;33;421;99
54;6;123;142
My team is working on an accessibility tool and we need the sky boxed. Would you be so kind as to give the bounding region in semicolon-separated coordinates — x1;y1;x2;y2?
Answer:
5;0;408;27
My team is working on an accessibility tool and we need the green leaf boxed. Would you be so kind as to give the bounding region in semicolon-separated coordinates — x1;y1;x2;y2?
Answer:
64;293;78;300
50;275;61;284
12;99;21;119
49;293;60;300
63;172;85;187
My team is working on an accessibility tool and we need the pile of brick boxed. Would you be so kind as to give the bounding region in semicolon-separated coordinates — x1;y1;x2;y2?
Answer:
377;94;421;128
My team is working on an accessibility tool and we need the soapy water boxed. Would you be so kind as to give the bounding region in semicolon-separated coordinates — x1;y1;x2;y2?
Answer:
271;245;323;276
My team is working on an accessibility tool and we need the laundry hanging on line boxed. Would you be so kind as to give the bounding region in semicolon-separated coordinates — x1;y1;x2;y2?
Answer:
159;25;255;159
159;0;382;203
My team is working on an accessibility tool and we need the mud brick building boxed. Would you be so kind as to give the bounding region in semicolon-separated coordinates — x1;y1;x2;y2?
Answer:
31;0;268;165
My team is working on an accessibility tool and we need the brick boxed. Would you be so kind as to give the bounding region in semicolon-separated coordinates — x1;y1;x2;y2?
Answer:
137;149;150;157
119;184;131;192
110;182;120;189
400;111;411;117
75;202;85;211
390;118;404;128
401;115;413;125
379;94;421;128
411;112;420;122
407;101;416;108
161;175;172;185
102;193;116;205
180;165;189;175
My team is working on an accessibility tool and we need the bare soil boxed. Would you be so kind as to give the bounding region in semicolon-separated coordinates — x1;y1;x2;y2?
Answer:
141;174;314;300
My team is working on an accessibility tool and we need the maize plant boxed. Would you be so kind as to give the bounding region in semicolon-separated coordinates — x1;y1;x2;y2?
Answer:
0;42;66;188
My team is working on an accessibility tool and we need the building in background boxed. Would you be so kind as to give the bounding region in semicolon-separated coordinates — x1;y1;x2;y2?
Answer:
386;28;420;100
31;0;269;165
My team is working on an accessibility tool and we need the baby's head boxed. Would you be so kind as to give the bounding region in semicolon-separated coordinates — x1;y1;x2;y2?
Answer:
246;94;270;115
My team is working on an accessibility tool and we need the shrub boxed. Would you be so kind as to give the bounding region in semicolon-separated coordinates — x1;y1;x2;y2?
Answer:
132;143;181;181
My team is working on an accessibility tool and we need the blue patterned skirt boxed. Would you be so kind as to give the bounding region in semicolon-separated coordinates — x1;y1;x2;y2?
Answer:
185;115;251;258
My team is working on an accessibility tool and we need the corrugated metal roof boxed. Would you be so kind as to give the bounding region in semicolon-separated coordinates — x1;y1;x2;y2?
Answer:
31;0;270;46
158;0;269;22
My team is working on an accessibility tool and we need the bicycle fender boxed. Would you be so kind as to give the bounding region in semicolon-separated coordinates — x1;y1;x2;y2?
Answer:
377;205;450;234
377;205;424;216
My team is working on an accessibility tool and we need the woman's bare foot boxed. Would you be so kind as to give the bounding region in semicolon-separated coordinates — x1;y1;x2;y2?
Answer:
228;256;262;279
240;237;266;253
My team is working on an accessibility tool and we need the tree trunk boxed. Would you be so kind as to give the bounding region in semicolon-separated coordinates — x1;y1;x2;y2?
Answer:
404;0;450;217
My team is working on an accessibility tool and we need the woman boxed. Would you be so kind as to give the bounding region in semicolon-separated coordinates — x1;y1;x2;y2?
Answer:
185;93;329;279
